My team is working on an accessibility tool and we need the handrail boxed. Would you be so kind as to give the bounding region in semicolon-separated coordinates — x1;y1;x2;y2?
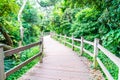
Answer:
98;44;120;67
66;36;72;39
83;48;93;57
83;40;94;46
0;37;43;80
4;41;42;57
97;58;114;80
5;51;42;77
52;33;120;80
73;45;80;49
74;38;81;42
66;41;72;46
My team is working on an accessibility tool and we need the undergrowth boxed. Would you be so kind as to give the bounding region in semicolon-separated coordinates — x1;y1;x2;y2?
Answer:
5;46;40;80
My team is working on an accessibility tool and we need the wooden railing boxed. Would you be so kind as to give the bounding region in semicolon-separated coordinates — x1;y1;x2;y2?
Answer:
0;37;43;80
51;33;120;80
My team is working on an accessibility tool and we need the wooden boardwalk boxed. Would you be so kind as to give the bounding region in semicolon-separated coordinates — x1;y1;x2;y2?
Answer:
19;36;97;80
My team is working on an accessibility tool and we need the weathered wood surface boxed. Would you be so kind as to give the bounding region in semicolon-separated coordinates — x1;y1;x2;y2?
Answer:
6;52;42;77
55;34;119;80
19;36;99;80
4;42;41;57
0;45;5;80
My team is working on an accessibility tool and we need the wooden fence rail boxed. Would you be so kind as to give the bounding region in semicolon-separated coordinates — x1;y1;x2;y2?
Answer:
0;37;43;80
52;33;120;80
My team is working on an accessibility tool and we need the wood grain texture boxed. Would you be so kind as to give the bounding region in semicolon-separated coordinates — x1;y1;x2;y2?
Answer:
4;41;42;57
19;36;95;80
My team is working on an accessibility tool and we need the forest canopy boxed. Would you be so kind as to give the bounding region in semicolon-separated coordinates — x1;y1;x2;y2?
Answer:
48;0;120;57
0;0;119;56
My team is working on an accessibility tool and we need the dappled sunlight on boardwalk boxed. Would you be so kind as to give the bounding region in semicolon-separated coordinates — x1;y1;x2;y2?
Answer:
19;36;101;80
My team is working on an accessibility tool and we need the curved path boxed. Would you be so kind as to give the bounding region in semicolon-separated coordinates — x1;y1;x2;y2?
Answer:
19;36;97;80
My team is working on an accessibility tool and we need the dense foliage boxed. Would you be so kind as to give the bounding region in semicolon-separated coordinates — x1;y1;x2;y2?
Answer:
49;0;120;79
49;0;120;57
0;0;43;79
0;0;120;80
0;0;19;46
5;46;40;80
22;3;42;45
0;0;42;47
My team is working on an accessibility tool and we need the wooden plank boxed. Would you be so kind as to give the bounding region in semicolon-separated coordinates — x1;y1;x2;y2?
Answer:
19;36;98;80
83;40;94;45
98;44;120;67
0;45;5;80
50;32;52;37
80;37;84;55
72;34;74;50
39;36;43;63
4;41;42;57
74;38;81;42
73;45;80;49
59;34;61;42
66;42;72;46
64;35;66;45
97;58;114;80
66;36;72;40
56;34;60;37
93;38;99;68
44;32;50;36
83;48;93;57
5;52;42;77
60;35;64;38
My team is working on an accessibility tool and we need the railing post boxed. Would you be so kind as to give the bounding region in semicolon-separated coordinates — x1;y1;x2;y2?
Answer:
72;34;74;51
0;45;5;80
80;37;84;55
52;32;54;38
93;38;99;68
64;35;66;45
40;33;44;63
60;34;61;42
50;32;52;37
52;32;53;37
55;33;56;39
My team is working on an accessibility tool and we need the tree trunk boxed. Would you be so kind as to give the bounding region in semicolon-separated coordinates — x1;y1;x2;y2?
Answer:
0;26;13;46
18;0;28;47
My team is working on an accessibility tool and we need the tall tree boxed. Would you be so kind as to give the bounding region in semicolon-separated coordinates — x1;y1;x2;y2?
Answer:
18;0;28;47
0;0;19;49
